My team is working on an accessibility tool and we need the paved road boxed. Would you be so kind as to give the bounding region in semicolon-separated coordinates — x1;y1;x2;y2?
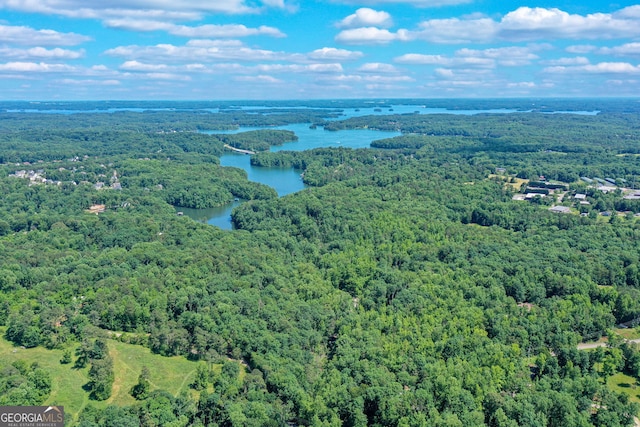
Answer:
223;144;255;155
577;338;640;350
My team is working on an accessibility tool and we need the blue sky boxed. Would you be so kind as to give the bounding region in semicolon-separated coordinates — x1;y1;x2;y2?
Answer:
1;0;640;99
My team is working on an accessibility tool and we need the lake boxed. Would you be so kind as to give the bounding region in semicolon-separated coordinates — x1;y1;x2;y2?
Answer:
179;106;600;229
185;124;401;229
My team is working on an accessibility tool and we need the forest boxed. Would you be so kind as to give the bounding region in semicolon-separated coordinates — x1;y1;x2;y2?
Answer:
1;99;640;426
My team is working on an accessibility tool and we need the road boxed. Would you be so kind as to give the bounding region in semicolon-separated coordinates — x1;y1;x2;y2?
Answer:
223;144;255;155
577;338;640;350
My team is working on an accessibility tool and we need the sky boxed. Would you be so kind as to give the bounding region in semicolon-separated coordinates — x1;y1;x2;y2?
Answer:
1;0;640;100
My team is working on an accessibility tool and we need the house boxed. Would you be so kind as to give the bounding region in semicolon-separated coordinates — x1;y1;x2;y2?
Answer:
525;193;546;200
549;206;571;214
525;187;550;195
574;193;587;200
598;185;617;193
87;204;106;214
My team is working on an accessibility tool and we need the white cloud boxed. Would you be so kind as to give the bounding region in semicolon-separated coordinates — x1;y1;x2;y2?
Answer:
366;6;640;46
144;72;192;81
0;47;85;60
395;46;541;68
0;24;90;46
333;0;472;7
506;81;536;88
394;53;448;65
105;42;297;63
315;73;412;84
307;63;344;73
0;61;77;72
104;19;285;38
357;62;399;73
120;61;170;72
253;63;344;74
363;74;413;82
335;27;409;45
307;47;364;61
566;45;597;54
545;62;640;74
456;46;541;66
499;7;640;41
598;43;640;58
56;78;121;86
413;17;497;43
185;40;244;48
395;53;494;68
337;8;392;29
541;57;590;66
0;0;289;17
234;75;282;83
612;5;640;19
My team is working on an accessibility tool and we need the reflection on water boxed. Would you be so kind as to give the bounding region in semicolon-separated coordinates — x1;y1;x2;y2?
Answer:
175;201;243;230
220;154;306;196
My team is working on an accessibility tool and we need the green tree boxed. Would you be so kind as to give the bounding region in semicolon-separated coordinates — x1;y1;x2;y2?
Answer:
60;349;72;365
130;366;151;400
88;357;114;401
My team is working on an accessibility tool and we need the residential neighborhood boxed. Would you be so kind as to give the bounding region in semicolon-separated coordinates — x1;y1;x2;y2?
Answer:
497;169;640;218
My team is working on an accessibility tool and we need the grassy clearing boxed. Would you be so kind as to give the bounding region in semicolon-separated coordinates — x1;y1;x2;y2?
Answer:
105;339;201;406
0;335;90;423
607;372;640;405
0;335;204;424
614;327;640;340
488;174;529;191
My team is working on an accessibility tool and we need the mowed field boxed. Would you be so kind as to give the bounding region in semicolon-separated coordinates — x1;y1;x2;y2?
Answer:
0;333;203;424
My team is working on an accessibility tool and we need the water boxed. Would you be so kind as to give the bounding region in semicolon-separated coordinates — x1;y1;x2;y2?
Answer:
175;201;242;229
186;124;400;229
202;105;599;126
220;154;306;196
180;154;306;230
329;106;525;120
2;103;599;116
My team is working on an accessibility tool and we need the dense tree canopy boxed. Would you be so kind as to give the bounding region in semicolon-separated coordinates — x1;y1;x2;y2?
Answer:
1;100;640;426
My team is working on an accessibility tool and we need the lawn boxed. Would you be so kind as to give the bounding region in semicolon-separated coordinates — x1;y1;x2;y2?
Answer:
0;334;204;424
0;335;89;423
607;372;640;405
488;174;529;191
614;327;640;341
